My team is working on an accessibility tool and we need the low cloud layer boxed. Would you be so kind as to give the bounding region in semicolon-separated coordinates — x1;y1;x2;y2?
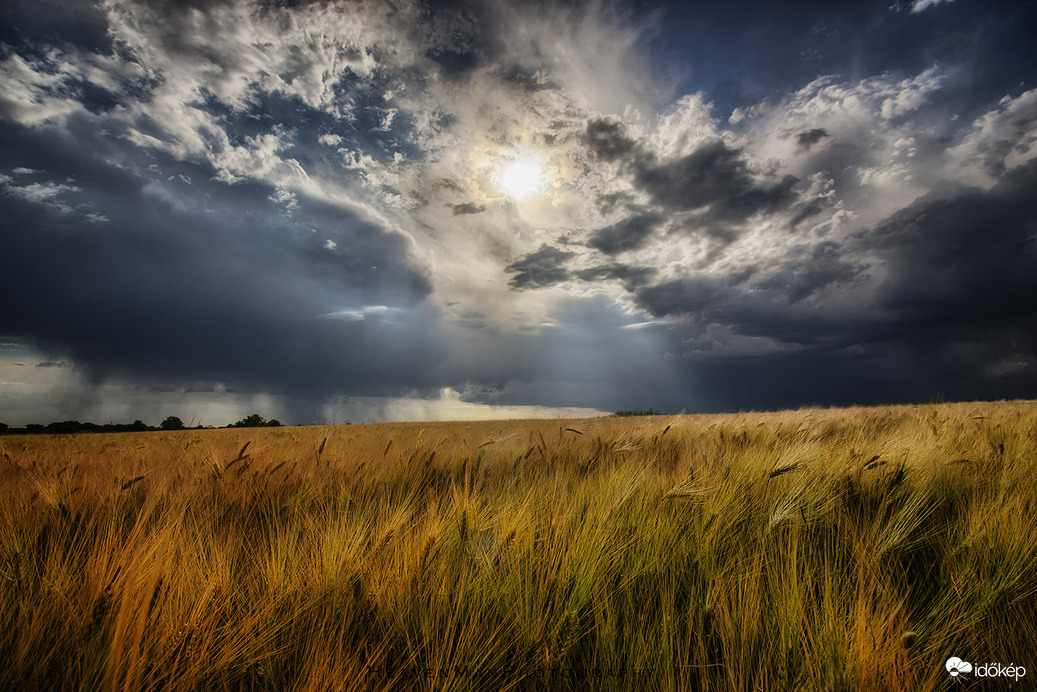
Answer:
1;0;1035;424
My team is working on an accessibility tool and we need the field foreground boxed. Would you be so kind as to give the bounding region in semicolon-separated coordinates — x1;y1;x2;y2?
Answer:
2;402;1036;690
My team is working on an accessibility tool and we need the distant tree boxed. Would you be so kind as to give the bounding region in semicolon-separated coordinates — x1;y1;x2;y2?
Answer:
0;422;8;432
46;420;84;434
228;414;285;428
25;424;45;434
230;414;269;428
160;416;185;430
613;408;661;417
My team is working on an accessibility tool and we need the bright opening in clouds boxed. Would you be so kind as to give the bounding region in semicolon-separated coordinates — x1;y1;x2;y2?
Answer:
499;160;543;199
0;0;1035;426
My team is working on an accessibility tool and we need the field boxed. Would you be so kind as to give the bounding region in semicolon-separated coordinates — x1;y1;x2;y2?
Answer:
1;401;1035;690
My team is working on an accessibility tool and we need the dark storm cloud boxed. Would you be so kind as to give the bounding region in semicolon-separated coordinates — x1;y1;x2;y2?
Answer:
580;118;802;253
0;0;111;54
438;295;686;413
0;121;443;401
624;159;1037;406
633;159;1037;343
632;140;799;221
787;198;828;229
594;191;634;215
419;0;499;79
783;242;861;304
505;245;574;290
795;128;830;151
716;241;866;309
583;118;637;162
683;315;1037;411
674;350;950;413
634;275;728;321
866;159;1037;333
573;263;657;290
587;212;662;254
447;202;486;215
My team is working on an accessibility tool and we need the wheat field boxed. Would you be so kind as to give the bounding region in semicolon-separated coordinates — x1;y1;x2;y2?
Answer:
1;401;1035;690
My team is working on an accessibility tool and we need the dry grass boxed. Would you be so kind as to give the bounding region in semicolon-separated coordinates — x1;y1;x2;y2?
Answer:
1;401;1035;690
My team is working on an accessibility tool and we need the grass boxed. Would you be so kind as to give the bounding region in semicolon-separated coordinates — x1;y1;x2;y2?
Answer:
1;401;1035;690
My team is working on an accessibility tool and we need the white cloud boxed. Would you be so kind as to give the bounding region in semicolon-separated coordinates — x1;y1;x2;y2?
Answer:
0;53;87;126
209;129;310;187
948;88;1037;186
268;187;298;212
322;309;364;322
910;0;954;13
9;181;80;203
650;93;722;157
319;306;389;322
1;179;80;214
732;66;947;233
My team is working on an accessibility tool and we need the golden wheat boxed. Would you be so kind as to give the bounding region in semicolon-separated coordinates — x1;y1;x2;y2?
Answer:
0;401;1034;690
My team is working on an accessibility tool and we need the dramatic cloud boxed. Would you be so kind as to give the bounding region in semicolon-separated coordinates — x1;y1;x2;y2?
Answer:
795;128;829;151
506;245;575;290
587;212;662;255
0;0;1035;424
632;140;799;221
448;202;486;216
909;0;954;14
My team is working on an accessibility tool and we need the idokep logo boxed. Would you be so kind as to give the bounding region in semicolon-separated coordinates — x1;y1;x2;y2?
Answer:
946;657;973;679
946;656;1027;683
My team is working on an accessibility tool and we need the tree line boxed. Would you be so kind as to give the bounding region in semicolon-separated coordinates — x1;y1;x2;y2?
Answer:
0;414;284;435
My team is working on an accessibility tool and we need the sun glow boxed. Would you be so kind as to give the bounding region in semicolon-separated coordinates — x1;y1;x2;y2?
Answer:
499;160;543;199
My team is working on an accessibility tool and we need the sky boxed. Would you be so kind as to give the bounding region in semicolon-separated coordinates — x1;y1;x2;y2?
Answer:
1;0;1036;426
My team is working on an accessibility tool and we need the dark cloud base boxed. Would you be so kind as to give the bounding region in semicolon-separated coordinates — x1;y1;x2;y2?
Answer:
0;121;443;407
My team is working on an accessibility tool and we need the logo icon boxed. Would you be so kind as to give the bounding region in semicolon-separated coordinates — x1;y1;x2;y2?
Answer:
947;657;973;679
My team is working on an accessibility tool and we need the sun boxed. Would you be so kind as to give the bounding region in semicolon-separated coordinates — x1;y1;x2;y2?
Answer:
499;160;543;199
